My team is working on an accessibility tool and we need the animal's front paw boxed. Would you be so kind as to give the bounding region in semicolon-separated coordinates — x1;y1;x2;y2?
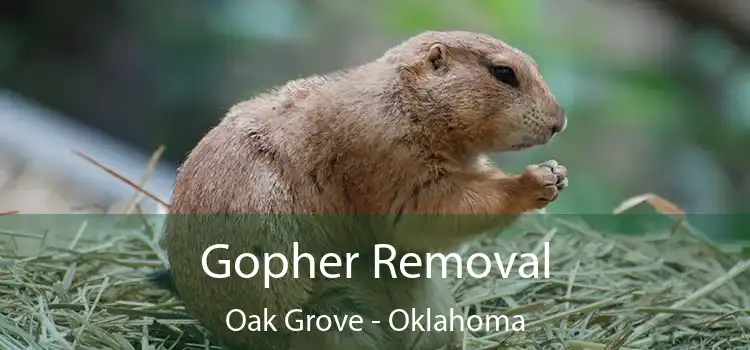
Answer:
519;159;567;209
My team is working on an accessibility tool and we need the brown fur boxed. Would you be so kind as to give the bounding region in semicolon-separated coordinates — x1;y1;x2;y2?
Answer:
157;31;568;350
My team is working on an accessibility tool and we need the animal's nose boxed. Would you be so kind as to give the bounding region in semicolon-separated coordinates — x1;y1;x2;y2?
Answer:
551;108;567;135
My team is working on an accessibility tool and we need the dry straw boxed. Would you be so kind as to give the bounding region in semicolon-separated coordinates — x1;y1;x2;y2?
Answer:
1;149;749;349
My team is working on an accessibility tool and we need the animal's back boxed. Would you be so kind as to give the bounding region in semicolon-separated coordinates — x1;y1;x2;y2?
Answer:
159;73;403;349
162;111;297;349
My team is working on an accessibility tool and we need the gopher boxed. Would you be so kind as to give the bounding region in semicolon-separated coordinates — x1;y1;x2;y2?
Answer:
150;30;568;350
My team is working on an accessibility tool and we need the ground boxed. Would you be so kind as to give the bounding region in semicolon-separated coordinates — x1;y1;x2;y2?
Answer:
1;208;748;350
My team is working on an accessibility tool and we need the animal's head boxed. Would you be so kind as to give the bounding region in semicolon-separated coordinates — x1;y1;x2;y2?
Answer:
383;31;567;155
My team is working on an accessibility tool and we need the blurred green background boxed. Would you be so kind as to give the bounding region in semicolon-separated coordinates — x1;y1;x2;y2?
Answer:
0;0;749;239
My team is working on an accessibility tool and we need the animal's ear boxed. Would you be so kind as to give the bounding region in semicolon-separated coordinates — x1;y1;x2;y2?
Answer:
424;43;448;71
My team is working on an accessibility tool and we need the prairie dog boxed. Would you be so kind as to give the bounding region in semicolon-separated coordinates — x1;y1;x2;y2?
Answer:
150;30;568;349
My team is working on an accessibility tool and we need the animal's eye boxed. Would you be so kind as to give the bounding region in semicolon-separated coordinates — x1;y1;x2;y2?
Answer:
490;66;519;88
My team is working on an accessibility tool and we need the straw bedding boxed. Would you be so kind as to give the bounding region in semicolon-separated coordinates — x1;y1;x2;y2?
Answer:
1;207;748;350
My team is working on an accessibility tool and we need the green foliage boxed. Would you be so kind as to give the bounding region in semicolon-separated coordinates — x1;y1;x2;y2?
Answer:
374;0;460;35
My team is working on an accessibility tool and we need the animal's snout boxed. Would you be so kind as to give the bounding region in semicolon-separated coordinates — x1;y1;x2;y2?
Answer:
551;106;567;135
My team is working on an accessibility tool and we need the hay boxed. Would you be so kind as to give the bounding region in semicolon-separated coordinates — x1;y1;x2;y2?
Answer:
1;151;749;349
1;210;749;350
